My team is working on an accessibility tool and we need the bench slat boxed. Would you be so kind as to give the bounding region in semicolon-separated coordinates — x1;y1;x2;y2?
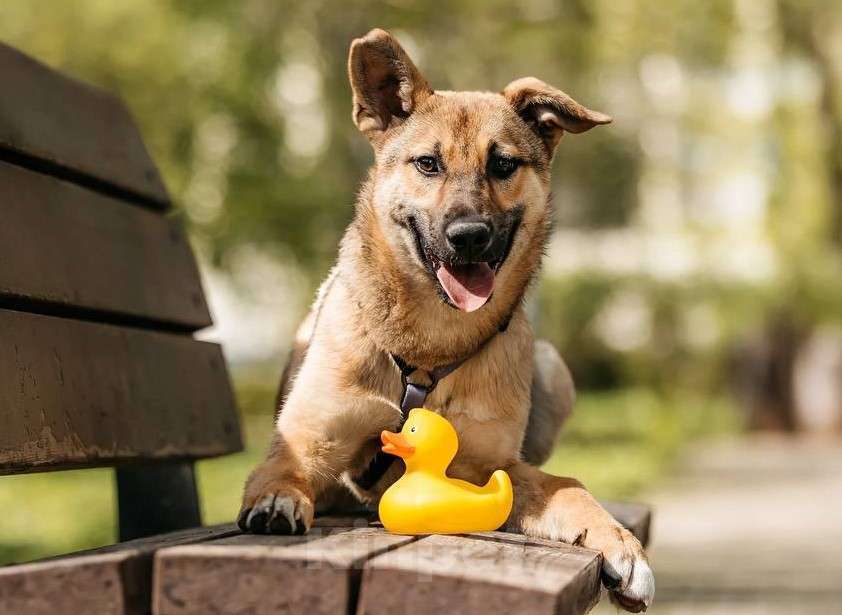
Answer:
0;524;239;615
0;43;169;208
0;161;211;330
153;526;415;615
0;309;241;474
358;533;602;615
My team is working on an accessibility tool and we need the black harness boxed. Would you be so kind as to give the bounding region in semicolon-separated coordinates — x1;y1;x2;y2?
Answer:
352;314;511;490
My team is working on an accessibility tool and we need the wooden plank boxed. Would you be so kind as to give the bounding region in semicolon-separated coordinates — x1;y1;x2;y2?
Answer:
312;513;378;528
0;43;168;207
0;524;238;615
0;309;242;474
601;500;652;547
153;527;415;615
357;533;601;615
0;161;211;329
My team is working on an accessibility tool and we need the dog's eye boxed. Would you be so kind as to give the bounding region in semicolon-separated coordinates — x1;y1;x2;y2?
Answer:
489;155;520;180
414;156;440;176
410;426;416;433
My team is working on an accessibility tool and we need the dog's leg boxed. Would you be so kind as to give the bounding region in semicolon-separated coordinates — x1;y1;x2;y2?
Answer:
521;339;575;465
507;462;655;612
237;429;320;535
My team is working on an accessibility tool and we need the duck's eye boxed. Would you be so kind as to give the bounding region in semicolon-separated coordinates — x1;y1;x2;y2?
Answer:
489;155;520;180
410;426;416;433
414;156;440;176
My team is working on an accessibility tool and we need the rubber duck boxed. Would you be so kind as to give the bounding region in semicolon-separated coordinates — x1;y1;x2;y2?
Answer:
378;408;513;534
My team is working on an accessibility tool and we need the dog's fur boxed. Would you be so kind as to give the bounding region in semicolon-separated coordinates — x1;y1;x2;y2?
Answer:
239;29;654;611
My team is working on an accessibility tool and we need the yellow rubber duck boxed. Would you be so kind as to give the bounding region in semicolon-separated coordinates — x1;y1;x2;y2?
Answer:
378;408;513;535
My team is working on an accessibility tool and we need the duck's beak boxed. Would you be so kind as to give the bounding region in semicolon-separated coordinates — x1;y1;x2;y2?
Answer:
381;430;415;459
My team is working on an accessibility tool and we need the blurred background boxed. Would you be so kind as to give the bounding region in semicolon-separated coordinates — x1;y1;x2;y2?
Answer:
2;0;841;612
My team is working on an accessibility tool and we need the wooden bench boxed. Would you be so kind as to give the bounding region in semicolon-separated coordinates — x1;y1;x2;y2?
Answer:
0;43;650;614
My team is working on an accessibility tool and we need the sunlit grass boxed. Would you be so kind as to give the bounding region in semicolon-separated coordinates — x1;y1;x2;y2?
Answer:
0;467;115;565
0;384;738;564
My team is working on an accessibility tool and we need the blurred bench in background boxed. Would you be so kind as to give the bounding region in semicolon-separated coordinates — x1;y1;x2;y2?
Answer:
0;43;650;615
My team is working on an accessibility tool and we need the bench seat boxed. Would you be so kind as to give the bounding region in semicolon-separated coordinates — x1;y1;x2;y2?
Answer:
0;504;649;615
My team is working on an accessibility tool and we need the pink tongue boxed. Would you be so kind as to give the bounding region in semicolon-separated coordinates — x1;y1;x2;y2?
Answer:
435;262;495;312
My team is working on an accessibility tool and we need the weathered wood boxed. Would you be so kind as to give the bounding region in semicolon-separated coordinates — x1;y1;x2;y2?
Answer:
312;513;378;528
0;309;242;474
117;461;202;541
358;533;602;615
0;524;238;615
0;161;211;330
0;43;169;208
153;527;415;615
602;500;652;547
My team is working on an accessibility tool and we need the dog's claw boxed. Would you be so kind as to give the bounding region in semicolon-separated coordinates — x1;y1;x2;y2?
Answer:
243;495;275;533
270;495;297;533
236;507;251;532
605;553;654;612
268;512;293;534
601;564;623;589
555;520;653;612
238;492;312;535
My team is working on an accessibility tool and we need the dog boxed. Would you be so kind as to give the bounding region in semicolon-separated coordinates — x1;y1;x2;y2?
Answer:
238;28;654;612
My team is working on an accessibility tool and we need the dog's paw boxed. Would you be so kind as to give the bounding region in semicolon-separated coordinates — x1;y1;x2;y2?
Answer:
587;525;654;612
523;514;654;611
237;488;314;535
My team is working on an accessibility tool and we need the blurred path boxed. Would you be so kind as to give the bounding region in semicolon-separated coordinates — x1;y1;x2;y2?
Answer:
598;436;842;614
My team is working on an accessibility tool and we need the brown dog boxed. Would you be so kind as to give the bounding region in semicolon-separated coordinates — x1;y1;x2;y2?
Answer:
239;28;654;612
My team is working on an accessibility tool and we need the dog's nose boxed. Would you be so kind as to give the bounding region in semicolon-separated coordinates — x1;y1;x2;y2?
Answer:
445;220;492;259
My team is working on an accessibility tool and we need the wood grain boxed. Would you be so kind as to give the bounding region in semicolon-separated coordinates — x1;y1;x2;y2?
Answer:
357;533;601;615
0;524;238;615
0;43;168;207
153;527;415;615
0;309;241;474
0;161;211;330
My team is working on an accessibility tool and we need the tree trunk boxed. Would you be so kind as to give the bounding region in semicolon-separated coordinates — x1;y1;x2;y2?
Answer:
735;312;807;432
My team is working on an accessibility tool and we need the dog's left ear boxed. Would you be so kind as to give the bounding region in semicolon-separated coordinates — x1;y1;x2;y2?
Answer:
348;29;432;144
503;77;611;154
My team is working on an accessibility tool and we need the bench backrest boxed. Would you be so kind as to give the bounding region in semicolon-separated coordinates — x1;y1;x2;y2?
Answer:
0;43;241;537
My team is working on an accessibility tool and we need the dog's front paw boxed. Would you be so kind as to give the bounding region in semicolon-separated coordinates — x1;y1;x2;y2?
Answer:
519;499;654;611
238;466;314;535
583;524;654;612
237;489;313;535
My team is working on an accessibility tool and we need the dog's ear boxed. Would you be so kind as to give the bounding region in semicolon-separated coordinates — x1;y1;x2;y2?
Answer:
348;29;432;142
503;77;611;154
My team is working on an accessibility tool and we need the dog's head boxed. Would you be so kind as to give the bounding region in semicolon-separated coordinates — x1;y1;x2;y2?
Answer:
348;29;610;316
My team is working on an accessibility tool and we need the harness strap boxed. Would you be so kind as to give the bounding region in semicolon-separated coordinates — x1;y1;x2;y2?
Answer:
352;314;511;491
351;354;461;490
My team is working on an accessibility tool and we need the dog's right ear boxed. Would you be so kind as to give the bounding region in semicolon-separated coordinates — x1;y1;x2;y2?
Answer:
348;29;432;143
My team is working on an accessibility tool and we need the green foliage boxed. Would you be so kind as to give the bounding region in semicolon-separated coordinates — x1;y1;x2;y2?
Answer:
537;274;756;391
0;467;114;565
0;0;738;274
544;387;739;498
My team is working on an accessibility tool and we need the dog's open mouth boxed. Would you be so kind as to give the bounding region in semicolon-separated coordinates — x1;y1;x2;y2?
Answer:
407;214;520;313
433;261;495;312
